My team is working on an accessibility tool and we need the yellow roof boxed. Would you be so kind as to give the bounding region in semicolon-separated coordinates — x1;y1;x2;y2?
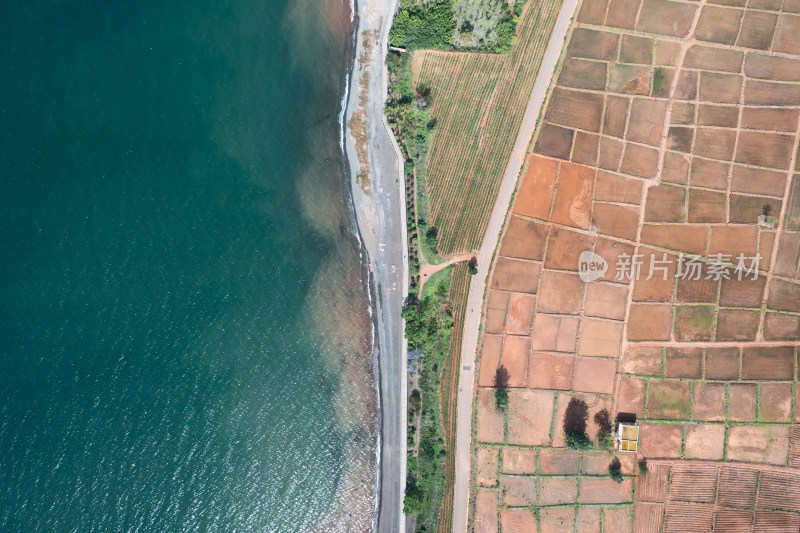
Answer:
620;425;639;440
620;440;638;452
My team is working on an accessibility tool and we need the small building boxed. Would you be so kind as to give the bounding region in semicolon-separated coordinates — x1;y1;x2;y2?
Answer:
618;423;639;452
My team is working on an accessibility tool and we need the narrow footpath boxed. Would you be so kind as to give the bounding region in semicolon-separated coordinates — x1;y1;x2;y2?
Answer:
417;255;471;296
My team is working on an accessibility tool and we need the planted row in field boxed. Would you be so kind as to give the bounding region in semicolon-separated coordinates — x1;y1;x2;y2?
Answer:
412;0;564;254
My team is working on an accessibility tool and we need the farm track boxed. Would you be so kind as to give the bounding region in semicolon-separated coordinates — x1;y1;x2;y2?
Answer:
417;255;470;296
411;0;564;256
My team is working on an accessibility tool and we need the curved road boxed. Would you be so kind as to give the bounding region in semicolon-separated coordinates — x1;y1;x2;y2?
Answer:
450;0;581;530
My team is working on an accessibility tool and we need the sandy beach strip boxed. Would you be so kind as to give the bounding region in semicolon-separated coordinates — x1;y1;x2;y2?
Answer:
342;0;408;531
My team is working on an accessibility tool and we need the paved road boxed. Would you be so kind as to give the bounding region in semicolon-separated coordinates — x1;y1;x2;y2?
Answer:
369;105;407;533
450;0;580;530
344;0;406;531
370;4;407;533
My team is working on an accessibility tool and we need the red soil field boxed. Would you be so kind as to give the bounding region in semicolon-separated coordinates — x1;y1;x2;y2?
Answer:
468;0;800;528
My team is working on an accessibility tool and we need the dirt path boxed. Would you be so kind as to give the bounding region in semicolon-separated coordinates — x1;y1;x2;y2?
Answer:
417;255;470;296
449;0;582;529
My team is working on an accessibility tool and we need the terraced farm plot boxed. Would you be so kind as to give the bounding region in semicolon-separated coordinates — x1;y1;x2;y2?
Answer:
411;0;564;255
469;0;800;529
474;446;636;533
634;461;800;532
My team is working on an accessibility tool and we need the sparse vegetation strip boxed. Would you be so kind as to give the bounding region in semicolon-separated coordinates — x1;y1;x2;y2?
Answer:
402;267;454;531
435;263;471;533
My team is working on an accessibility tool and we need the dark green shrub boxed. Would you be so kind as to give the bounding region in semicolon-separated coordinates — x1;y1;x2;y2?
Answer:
425;226;438;252
396;73;415;103
564;398;591;451
468;256;478;275
565;430;593;451
609;457;623;483
410;389;421;412
495;18;517;54
494;364;510;411
494;388;508;411
403;477;424;514
652;67;666;94
594;408;613;449
389;0;455;50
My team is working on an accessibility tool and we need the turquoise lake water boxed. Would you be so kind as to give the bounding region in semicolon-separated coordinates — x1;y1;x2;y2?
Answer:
0;0;378;530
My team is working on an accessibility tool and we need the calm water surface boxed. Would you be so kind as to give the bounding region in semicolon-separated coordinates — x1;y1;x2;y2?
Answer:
0;0;378;530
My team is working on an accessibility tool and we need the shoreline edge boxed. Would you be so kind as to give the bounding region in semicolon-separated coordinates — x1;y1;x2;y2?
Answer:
341;0;408;531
